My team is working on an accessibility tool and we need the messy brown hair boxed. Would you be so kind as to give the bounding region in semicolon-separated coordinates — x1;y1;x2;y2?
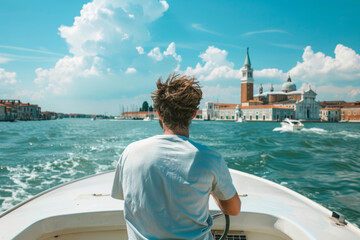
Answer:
151;73;202;130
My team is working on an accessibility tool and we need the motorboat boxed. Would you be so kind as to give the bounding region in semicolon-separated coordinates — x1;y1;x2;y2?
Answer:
280;118;304;131
91;117;96;121
236;117;246;123
143;117;151;121
1;169;360;240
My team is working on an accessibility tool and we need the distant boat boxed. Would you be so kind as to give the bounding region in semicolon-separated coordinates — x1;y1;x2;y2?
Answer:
143;117;151;121
91;117;96;121
280;118;304;131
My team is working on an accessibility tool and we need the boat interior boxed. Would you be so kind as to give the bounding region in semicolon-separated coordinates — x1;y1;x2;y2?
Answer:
15;211;297;240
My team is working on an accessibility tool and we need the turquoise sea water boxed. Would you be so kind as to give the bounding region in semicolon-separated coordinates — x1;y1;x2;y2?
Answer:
0;119;359;226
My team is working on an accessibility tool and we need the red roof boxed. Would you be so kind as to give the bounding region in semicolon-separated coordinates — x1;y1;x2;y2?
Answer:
123;111;156;115
213;103;239;110
241;105;293;109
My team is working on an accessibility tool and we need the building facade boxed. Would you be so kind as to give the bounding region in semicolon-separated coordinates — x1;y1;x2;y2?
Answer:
253;76;320;121
19;103;41;120
241;105;294;121
0;104;6;121
341;102;360;122
241;48;254;104
320;108;341;122
202;102;239;120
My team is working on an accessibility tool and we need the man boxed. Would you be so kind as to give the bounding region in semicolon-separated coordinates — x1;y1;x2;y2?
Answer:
112;74;240;239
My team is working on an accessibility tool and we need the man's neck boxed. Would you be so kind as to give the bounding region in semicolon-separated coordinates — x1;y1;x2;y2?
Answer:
162;125;190;138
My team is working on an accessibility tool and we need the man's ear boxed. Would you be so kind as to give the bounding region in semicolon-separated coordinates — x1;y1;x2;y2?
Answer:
192;111;197;119
156;110;163;120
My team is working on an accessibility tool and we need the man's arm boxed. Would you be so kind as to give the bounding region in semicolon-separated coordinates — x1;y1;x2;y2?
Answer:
211;192;241;216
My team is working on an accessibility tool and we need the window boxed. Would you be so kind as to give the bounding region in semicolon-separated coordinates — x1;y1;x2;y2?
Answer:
348;111;351;114
242;72;246;77
354;111;357;115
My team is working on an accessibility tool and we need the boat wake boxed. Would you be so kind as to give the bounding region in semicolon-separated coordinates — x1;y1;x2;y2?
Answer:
300;127;328;134
273;126;328;134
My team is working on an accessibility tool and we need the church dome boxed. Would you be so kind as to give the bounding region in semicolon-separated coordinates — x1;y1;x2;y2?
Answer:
281;75;296;92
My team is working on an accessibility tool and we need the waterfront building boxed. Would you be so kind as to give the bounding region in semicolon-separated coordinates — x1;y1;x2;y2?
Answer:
194;110;203;120
202;102;239;121
19;103;41;120
241;49;320;121
202;48;317;121
121;111;157;120
320;108;341;122
0;104;6;121
241;48;254;104
42;111;58;120
341;101;360;122
0;100;20;121
241;105;294;121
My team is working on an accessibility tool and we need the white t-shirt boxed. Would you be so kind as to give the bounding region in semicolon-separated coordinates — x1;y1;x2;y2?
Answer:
112;134;236;240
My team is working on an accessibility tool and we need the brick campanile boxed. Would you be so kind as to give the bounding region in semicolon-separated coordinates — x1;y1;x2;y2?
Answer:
241;48;254;104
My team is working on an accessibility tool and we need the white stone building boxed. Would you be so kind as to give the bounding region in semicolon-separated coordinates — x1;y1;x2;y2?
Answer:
254;77;320;121
202;102;239;121
241;105;294;121
320;108;341;122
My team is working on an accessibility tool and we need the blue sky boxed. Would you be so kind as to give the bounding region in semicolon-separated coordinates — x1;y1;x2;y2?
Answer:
0;0;359;114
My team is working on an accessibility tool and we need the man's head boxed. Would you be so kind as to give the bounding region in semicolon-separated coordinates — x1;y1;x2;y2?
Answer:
151;73;202;130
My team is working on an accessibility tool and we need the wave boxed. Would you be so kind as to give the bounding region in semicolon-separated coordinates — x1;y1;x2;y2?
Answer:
301;127;328;134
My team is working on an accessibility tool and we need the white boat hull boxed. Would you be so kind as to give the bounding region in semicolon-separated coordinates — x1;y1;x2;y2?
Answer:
1;170;359;240
280;122;303;131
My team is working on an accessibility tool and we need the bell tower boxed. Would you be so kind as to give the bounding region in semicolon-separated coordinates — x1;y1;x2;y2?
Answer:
241;48;254;104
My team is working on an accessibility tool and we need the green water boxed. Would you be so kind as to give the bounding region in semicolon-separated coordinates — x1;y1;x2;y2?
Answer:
0;119;359;226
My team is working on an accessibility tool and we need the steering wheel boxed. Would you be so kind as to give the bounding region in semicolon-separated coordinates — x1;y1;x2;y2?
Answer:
211;213;230;240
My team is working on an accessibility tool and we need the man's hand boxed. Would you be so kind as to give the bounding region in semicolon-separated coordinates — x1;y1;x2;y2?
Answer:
211;192;241;216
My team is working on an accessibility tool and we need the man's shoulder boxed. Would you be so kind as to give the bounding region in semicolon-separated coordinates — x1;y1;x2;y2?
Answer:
126;135;159;149
188;139;222;158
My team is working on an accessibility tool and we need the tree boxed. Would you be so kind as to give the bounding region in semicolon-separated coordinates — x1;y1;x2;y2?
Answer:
142;101;149;112
149;105;153;112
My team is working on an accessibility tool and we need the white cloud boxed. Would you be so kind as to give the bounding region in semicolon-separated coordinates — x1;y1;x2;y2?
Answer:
202;85;241;103
163;42;182;62
0;68;17;85
12;89;45;101
315;84;360;100
34;56;101;94
254;68;286;79
0;57;12;64
59;0;169;57
191;23;221;36
136;46;145;55
34;0;169;95
184;46;240;81
242;29;287;36
125;67;136;74
0;45;64;56
148;47;163;61
160;0;169;11
290;44;360;83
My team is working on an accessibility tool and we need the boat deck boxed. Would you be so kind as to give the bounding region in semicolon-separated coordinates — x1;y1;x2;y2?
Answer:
0;170;359;240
